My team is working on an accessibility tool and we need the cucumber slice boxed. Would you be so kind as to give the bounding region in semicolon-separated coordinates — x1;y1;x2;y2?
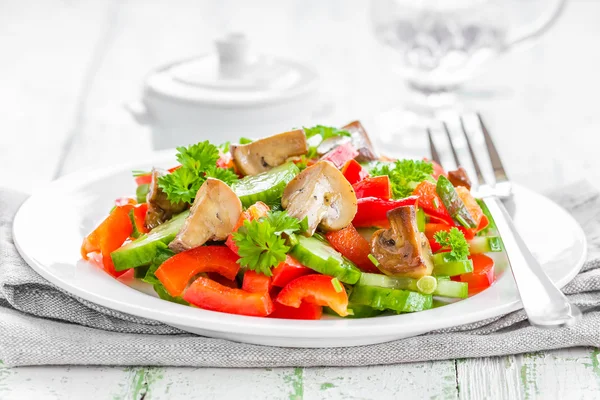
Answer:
416;208;427;232
232;162;299;208
111;211;189;271
432;253;473;276
357;273;466;298
358;273;418;291
349;285;432;313
435;280;468;299
136;184;149;203
291;235;362;284
468;236;502;254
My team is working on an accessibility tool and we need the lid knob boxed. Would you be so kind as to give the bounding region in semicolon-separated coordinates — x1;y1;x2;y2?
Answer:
215;33;254;79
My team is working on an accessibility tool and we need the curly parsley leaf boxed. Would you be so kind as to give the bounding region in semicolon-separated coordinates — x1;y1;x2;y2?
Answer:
303;125;351;141
204;166;239;185
158;141;237;204
218;141;231;153
157;168;202;204
233;219;289;276
175;141;219;172
264;211;307;236
433;227;469;261
370;159;434;199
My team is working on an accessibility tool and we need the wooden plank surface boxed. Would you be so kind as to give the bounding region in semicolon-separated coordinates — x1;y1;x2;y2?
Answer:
1;0;599;399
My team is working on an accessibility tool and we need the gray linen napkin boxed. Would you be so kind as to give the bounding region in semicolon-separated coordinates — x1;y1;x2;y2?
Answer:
1;182;599;367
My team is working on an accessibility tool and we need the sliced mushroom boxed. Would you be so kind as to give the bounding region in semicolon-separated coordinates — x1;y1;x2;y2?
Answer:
168;178;242;253
282;160;357;236
448;166;472;190
316;121;378;162
231;129;308;176
371;206;434;278
145;168;188;229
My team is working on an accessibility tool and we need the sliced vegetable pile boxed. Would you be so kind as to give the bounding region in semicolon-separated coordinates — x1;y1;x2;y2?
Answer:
81;121;502;319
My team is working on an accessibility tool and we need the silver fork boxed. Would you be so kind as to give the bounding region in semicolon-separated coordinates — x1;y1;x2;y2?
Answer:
427;114;581;328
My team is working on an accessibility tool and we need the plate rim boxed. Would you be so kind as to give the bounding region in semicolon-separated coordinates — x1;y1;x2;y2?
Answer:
12;152;588;341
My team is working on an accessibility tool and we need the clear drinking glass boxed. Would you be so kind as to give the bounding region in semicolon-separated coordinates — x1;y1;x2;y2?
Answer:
370;0;566;108
369;0;566;157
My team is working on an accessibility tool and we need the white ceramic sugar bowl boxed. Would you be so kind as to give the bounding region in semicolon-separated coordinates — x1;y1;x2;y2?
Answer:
127;34;321;149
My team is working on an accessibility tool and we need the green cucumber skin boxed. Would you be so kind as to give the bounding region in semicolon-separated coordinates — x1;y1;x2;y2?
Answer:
436;175;477;229
232;162;299;208
349;285;432;313
136;184;150;203
435;280;468;299
291;236;362;284
469;236;502;254
432;257;474;276
358;273;468;299
416;208;427;232
111;211;189;271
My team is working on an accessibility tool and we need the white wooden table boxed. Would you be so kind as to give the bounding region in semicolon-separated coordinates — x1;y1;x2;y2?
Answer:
1;1;599;398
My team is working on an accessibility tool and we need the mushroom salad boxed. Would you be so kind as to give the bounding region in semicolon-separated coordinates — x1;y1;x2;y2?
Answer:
81;121;502;319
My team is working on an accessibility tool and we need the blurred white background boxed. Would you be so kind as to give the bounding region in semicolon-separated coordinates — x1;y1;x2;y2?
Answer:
0;0;598;193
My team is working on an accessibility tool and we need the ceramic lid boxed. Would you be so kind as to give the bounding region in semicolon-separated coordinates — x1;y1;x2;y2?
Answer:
144;33;319;107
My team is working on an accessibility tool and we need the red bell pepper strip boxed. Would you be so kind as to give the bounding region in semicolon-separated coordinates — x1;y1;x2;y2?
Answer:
268;300;323;320
341;159;368;184
412;181;454;225
352;176;392;200
425;223;475;253
207;272;239;289
134;174;152;186
130;203;149;237
183;276;274;317
271;255;313;288
242;270;272;294
81;204;134;277
325;224;379;273
225;202;270;254
320;142;359;169
276;274;349;317
352;196;418;228
156;246;240;297
454;254;495;295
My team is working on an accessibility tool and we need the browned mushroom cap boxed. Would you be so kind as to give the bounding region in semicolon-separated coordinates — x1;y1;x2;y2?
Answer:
168;178;242;253
145;168;188;229
281;161;357;236
370;206;434;278
448;166;472;190
230;129;308;176
316;121;378;162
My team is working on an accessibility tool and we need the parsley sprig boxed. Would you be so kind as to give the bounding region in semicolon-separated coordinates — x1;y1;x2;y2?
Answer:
370;159;434;199
232;211;307;276
433;228;469;261
303;125;351;142
158;141;238;204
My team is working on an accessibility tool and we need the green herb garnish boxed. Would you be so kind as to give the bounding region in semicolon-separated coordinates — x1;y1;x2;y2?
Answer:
433;227;469;262
370;159;434;199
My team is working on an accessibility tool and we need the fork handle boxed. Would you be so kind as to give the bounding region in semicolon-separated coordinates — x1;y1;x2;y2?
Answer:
484;196;582;328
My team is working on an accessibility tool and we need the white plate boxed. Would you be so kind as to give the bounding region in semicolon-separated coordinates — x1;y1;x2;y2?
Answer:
13;151;587;348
